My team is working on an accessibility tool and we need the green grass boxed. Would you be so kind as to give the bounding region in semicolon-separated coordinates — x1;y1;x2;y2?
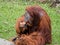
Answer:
0;1;60;45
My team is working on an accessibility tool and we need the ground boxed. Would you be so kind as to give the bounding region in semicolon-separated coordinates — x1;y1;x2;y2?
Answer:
0;1;60;45
0;38;14;45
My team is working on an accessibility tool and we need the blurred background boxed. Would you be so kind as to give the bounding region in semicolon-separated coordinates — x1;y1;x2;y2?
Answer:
0;0;60;45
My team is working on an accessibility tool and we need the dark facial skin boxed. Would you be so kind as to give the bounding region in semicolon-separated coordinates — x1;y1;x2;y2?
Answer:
24;11;33;27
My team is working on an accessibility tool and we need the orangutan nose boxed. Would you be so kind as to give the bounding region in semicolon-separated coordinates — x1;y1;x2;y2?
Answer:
20;22;26;27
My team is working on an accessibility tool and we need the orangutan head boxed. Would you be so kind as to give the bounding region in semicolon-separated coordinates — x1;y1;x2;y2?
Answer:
19;11;33;30
17;13;33;35
23;6;44;27
16;6;45;34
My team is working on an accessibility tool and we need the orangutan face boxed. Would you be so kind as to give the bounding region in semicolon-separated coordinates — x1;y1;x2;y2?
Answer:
20;11;33;29
18;11;33;34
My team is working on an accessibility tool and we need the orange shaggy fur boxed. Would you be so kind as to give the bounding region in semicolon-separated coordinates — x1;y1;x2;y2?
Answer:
15;6;52;44
14;32;45;45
